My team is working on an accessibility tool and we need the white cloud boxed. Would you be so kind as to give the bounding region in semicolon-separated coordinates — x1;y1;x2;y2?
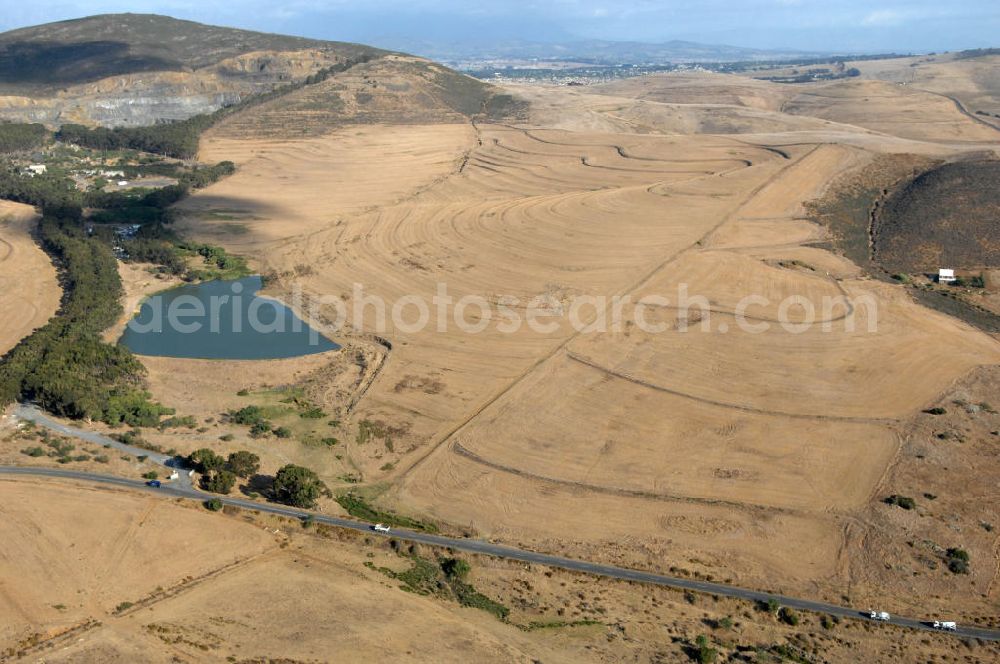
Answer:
861;9;905;26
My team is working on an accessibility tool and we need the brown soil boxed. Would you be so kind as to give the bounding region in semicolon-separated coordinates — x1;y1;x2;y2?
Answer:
0;201;60;355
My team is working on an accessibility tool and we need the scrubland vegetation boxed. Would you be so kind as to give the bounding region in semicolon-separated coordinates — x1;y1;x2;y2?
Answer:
367;552;509;620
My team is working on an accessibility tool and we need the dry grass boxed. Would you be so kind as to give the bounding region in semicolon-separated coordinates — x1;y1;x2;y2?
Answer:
782;78;1000;143
4;478;998;663
0;201;60;355
141;72;1000;611
0;478;274;651
7;55;1000;655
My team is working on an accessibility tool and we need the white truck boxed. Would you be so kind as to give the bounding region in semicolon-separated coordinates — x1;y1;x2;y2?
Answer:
373;523;391;533
869;611;891;622
933;621;957;631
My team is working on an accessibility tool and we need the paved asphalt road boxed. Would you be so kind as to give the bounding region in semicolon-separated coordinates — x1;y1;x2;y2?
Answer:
1;464;997;642
12;404;192;488
12;404;169;464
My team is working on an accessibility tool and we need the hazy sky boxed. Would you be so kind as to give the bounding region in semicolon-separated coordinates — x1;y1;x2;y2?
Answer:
3;1;999;52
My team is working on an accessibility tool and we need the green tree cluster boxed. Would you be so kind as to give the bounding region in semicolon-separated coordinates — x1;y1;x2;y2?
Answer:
273;464;330;508
0;204;171;425
57;117;214;159
0;122;50;153
187;448;260;494
226;450;261;477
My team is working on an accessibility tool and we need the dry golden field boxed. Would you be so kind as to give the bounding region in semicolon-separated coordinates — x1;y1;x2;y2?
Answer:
3;477;998;663
6;53;1000;661
0;201;59;355
159;59;1000;622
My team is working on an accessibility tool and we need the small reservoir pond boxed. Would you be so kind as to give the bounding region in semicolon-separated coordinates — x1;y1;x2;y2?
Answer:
120;276;339;359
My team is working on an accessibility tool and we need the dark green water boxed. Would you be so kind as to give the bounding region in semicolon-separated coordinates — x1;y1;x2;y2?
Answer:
120;276;338;359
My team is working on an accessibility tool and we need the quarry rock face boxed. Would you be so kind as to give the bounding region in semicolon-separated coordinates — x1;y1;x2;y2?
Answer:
0;42;355;126
86;91;245;125
0;89;245;126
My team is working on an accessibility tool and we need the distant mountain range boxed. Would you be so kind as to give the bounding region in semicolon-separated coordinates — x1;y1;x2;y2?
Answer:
370;37;830;66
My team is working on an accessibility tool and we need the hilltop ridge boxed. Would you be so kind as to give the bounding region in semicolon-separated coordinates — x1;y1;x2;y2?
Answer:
0;14;516;129
0;13;381;92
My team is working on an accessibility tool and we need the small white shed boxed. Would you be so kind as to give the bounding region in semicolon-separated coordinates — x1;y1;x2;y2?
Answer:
938;268;956;284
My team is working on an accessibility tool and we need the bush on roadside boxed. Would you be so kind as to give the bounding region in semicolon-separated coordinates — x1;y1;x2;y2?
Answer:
778;607;799;626
187;448;225;473
440;558;471;580
273;464;330;508
203;470;237;495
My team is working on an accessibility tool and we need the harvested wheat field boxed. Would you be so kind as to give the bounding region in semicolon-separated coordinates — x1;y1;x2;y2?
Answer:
6;479;994;663
0;478;274;652
6;10;1000;661
781;78;1000;143
596;71;793;110
851;53;1000;123
513;82;846;135
0;200;59;355
132;62;1000;620
0;479;574;663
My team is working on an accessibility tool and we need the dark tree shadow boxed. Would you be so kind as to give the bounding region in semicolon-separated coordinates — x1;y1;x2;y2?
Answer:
239;473;274;499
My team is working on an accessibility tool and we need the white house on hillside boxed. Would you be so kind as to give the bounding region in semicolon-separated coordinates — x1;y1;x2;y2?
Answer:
938;268;956;284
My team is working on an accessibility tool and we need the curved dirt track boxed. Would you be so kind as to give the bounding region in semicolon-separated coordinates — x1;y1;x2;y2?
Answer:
563;351;896;424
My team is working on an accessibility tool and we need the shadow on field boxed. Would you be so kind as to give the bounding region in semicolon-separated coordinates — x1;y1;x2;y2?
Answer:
240;473;275;499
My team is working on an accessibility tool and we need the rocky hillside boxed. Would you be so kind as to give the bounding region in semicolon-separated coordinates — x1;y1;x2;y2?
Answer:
0;14;386;126
212;55;524;138
874;159;1000;272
